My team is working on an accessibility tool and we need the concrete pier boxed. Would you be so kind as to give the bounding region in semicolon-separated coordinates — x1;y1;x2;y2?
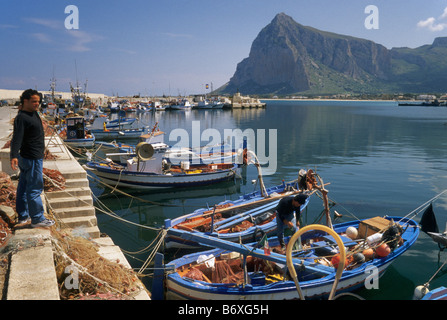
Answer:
0;106;150;300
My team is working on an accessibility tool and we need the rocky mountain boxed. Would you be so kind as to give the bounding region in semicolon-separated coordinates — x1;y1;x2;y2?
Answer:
220;13;447;95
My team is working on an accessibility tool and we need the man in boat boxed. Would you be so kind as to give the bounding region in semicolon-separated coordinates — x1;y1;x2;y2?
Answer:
275;193;308;250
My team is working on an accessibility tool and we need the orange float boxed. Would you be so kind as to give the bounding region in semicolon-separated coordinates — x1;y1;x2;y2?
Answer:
375;243;391;257
331;254;348;269
362;248;375;260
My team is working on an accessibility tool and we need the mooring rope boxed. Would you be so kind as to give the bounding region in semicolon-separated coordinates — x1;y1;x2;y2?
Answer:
137;229;167;275
424;256;447;289
86;172;180;207
42;169;163;232
400;189;447;222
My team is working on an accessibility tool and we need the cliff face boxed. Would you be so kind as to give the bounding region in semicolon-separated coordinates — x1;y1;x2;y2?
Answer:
223;13;391;95
221;13;447;95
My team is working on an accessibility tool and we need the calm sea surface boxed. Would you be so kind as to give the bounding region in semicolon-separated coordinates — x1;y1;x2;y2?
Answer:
89;100;447;300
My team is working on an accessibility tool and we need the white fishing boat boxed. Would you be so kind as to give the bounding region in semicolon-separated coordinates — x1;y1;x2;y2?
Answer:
153;101;166;111
107;102;121;112
169;99;192;110
195;100;213;109
84;141;239;190
195;99;224;109
95;123;242;165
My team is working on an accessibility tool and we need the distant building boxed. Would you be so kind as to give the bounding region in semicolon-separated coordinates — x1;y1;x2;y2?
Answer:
232;92;266;108
0;89;107;105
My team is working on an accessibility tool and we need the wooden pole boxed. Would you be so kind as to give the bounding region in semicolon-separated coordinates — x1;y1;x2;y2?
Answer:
307;170;332;229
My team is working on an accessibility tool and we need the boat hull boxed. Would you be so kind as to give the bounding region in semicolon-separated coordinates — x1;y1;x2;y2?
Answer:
166;261;391;300
90;128;146;140
85;162;238;190
64;137;95;148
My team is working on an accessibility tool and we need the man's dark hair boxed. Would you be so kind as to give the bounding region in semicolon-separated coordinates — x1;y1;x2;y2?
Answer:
294;193;308;205
20;89;41;105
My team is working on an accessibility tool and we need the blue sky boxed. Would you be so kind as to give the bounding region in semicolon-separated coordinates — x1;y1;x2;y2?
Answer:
1;0;447;96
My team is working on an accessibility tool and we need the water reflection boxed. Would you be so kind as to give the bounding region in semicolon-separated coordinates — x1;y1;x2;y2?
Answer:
91;100;447;298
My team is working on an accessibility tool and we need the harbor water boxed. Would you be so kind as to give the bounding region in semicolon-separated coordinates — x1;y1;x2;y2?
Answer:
88;100;447;300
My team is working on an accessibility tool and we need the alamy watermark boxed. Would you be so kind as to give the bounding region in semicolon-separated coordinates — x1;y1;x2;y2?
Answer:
65;5;79;30
167;121;278;175
64;264;79;290
365;5;379;30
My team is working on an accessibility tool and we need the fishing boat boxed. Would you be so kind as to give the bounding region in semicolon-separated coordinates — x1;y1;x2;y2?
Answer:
89;127;148;140
153;101;166;111
195;97;225;109
89;116;148;140
164;143;240;166
93;140;135;155
195;99;213;109
169;99;192;110
95;123;242;166
163;177;310;250
162;215;419;300
59;116;95;148
83;141;239;190
107;102;120;113
420;287;447;300
211;101;224;109
89;116;138;131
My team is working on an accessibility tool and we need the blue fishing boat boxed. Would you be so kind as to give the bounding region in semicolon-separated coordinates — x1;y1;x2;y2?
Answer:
420;286;447;300
164;179;310;250
161;215;420;300
89;127;148;140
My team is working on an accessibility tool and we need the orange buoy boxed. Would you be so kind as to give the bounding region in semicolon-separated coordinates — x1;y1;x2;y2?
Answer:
362;248;375;260
331;254;347;269
376;243;391;257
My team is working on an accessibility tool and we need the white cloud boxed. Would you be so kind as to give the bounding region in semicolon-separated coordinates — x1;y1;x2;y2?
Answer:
417;17;447;31
0;24;18;29
417;7;447;31
65;30;95;52
31;33;52;43
23;16;103;52
441;7;447;19
23;18;60;29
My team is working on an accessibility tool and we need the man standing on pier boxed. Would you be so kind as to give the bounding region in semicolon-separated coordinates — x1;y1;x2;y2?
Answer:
10;89;55;228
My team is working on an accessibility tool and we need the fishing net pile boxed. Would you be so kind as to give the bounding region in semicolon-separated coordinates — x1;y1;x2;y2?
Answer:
42;118;56;137
182;256;277;286
0;215;12;249
0;172;16;210
184;259;244;284
52;230;143;300
43;168;65;192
